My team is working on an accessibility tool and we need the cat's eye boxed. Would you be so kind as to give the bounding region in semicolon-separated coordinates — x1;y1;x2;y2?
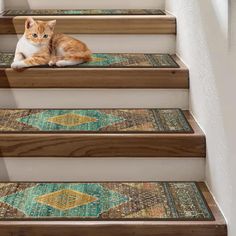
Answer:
43;34;48;39
32;33;38;38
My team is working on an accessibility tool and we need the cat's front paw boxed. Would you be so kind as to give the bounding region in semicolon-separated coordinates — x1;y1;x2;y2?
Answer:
11;61;26;70
55;60;66;67
48;60;56;66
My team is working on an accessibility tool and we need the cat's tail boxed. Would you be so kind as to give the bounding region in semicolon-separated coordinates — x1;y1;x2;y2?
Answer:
72;50;92;62
49;50;92;66
53;51;92;62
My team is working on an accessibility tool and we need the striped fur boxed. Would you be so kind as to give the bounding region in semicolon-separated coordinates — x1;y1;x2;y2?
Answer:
11;17;91;69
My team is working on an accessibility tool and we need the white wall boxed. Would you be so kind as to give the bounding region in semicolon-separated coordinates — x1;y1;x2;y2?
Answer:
166;0;236;235
0;0;4;12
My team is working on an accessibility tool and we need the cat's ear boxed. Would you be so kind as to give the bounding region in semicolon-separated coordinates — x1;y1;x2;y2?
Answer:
25;17;35;29
48;20;56;30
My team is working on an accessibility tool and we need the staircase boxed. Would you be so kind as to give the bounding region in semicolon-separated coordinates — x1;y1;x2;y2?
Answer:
0;1;227;236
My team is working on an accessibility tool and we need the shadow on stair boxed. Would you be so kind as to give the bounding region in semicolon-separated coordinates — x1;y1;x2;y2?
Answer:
0;159;9;181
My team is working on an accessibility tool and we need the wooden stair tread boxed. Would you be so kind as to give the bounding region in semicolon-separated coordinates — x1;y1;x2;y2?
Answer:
0;53;189;88
0;109;205;157
0;12;176;34
0;182;226;236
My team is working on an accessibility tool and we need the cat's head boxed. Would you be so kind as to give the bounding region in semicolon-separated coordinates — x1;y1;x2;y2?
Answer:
24;17;56;46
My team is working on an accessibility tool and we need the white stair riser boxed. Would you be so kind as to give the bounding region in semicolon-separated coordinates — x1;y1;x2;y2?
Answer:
0;35;176;54
0;89;189;109
4;0;165;10
0;158;205;181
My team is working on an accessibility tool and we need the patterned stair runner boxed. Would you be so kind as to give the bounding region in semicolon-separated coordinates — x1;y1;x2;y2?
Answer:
0;53;179;68
3;9;165;16
0;182;213;220
0;109;192;133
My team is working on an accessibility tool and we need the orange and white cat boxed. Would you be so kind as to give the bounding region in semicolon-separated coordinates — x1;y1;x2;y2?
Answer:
11;17;92;69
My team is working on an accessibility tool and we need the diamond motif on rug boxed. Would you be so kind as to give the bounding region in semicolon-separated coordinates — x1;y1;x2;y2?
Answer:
47;113;97;127
87;54;128;67
36;189;98;211
0;183;128;217
17;110;124;131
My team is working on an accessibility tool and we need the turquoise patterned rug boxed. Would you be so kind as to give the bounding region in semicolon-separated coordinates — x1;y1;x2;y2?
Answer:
0;53;179;68
0;109;193;133
3;9;165;16
0;182;213;220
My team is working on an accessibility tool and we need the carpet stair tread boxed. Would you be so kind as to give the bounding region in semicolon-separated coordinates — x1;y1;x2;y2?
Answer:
0;109;205;157
3;9;166;16
0;11;176;34
0;53;188;88
0;182;226;236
